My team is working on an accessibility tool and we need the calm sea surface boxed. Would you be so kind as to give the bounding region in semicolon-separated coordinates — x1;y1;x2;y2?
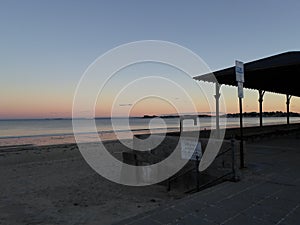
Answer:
0;117;299;146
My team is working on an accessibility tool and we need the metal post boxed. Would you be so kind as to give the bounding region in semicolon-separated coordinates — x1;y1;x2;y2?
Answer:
179;118;183;133
215;83;221;138
196;155;200;192
231;138;238;181
286;94;292;125
236;60;245;168
239;97;245;168
258;90;265;127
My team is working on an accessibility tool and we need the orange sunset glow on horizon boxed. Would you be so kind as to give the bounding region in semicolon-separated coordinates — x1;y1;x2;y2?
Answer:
1;83;299;119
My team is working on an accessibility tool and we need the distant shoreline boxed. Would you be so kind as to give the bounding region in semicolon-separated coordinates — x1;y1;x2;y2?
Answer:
1;111;300;121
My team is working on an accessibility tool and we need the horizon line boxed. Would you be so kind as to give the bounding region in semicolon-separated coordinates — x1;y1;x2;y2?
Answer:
1;111;300;120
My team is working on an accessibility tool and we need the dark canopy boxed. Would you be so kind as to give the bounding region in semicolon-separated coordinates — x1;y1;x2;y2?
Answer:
194;51;300;97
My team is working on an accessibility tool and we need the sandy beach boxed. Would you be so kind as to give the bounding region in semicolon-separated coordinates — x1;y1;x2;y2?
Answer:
0;141;185;225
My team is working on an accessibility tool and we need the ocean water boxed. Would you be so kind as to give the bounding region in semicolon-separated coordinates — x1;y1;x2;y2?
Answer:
0;117;299;147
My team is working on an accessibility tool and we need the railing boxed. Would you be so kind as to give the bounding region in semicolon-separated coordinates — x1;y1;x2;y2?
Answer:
167;138;239;193
122;135;240;193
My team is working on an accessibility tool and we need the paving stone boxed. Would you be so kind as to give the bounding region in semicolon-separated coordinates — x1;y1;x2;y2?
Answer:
247;182;282;198
277;204;300;225
175;199;208;213
257;195;299;211
241;204;291;224
222;214;270;225
272;187;300;203
267;174;299;186
171;214;215;225
216;193;259;212
193;204;239;224
190;181;258;205
127;217;161;225
150;207;186;224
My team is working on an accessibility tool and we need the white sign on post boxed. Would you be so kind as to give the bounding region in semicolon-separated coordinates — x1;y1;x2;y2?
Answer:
236;60;245;98
181;140;202;160
235;60;244;83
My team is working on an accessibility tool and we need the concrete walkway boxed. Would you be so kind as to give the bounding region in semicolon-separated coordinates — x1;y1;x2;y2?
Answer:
115;134;300;225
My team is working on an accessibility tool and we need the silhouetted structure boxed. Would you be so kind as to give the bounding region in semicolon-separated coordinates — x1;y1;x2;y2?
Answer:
194;51;300;127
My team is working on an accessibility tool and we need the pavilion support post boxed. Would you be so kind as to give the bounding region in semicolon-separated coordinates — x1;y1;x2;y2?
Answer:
215;83;221;138
239;97;245;169
258;90;265;127
286;94;292;125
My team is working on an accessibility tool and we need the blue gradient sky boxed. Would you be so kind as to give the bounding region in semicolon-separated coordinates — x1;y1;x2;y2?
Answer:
1;0;300;118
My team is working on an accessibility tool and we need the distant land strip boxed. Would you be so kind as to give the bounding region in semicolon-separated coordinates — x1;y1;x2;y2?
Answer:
143;111;300;119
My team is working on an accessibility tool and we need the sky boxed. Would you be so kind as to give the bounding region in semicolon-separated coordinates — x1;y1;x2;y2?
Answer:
1;0;300;119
